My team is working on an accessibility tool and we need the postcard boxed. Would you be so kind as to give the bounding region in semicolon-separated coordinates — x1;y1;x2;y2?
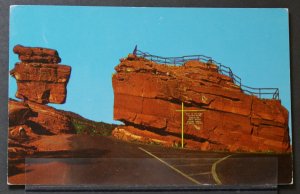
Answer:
8;6;292;187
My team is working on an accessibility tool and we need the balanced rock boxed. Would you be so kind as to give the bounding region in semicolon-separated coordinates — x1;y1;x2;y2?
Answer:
112;54;290;153
10;45;71;104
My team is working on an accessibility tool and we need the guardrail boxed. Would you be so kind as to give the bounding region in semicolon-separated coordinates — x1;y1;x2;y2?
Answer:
133;47;280;100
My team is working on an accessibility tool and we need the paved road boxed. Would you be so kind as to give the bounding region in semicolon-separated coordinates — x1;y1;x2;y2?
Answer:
11;134;292;186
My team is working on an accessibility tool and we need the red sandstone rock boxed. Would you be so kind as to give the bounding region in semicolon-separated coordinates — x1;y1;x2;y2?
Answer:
9;124;33;140
10;45;71;104
9;45;75;185
26;101;75;135
112;55;291;153
8;99;76;185
112;126;196;149
10;62;71;104
13;45;61;63
8;99;76;135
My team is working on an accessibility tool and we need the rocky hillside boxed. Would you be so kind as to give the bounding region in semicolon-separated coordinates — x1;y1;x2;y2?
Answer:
112;54;290;153
61;110;117;136
9;45;117;154
8;45;74;171
9;98;117;141
8;97;117;184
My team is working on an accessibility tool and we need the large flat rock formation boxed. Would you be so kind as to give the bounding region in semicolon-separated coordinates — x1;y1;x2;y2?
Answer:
112;53;290;153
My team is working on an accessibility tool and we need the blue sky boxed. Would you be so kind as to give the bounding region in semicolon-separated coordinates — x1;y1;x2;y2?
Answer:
9;6;291;134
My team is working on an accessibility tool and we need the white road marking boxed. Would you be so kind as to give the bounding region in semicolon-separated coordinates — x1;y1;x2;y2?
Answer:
211;155;233;185
138;147;202;185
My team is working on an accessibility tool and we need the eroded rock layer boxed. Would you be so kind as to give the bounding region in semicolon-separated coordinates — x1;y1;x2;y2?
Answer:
10;45;71;104
13;45;61;64
112;54;290;152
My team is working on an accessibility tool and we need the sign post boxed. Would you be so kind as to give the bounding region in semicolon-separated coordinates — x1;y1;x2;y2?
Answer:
176;102;205;148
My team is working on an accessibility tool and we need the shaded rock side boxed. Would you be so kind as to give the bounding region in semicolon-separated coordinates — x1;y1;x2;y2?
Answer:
112;126;225;151
10;46;71;104
112;54;290;153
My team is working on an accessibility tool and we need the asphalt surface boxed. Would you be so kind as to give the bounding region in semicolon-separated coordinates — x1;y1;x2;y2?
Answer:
10;135;292;186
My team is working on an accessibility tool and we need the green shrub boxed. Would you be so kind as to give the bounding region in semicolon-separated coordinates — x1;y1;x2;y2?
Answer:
71;118;116;136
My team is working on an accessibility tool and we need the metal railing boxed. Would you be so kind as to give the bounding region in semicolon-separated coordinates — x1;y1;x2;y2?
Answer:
242;85;279;100
132;47;280;100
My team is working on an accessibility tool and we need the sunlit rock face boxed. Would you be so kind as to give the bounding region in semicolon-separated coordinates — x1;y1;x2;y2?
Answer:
112;54;290;153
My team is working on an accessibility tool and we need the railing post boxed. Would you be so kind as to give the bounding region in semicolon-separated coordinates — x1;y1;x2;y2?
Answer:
229;70;233;79
208;59;212;65
259;88;261;98
133;45;138;55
